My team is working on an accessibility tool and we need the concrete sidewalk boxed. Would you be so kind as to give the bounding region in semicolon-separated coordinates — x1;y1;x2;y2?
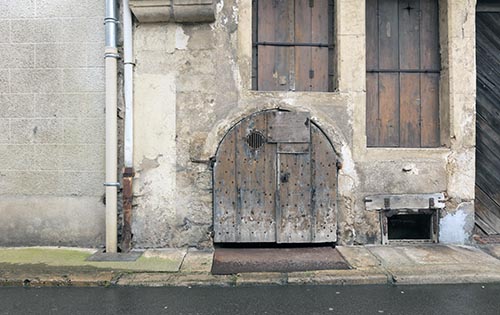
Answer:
0;244;499;287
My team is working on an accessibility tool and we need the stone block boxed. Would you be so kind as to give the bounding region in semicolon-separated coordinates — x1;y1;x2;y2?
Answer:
58;171;104;196
357;159;447;194
10;69;62;93
35;43;87;68
59;18;104;43
176;73;216;92
336;0;365;36
177;50;216;75
60;145;105;171
446;149;475;200
0;44;34;68
11;19;62;43
135;24;176;53
0;145;34;171
85;0;106;17
0;119;9;143
0;196;105;246
180;248;213;273
447;1;476;39
134;50;177;75
10;118;63;144
36;0;89;18
337;34;365;92
0;21;10;43
0;171;58;195
134;73;176;157
0;94;35;118
86;43;105;67
34;144;104;171
185;25;215;50
35;93;104;118
62;68;104;92
1;0;36;18
62;118;105;144
0;70;9;93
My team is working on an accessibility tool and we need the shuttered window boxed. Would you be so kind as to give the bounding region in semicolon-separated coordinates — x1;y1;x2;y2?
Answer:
252;0;334;91
366;0;440;147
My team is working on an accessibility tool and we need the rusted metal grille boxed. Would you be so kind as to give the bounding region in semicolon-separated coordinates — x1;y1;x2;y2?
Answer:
246;131;266;149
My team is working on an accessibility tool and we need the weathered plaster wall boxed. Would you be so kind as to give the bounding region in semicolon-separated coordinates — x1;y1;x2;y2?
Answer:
130;0;477;247
0;0;106;246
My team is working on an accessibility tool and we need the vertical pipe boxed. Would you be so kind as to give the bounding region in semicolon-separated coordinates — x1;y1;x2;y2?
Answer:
105;0;119;253
121;0;135;252
123;0;134;168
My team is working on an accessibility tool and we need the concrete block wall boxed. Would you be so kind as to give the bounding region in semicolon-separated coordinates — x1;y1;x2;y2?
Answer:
0;0;106;246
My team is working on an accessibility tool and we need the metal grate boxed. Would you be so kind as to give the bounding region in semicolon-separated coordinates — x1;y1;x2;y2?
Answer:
246;131;265;149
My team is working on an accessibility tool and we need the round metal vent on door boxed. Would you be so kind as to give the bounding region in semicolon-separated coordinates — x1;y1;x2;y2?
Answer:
246;131;265;150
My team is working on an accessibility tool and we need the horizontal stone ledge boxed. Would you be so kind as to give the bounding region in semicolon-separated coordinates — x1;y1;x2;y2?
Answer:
130;0;216;23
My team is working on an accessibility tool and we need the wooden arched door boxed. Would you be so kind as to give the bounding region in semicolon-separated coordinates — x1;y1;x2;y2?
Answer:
213;110;338;243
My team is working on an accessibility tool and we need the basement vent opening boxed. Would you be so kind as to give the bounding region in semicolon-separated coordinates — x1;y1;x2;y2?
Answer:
381;209;439;244
388;214;432;240
246;131;265;150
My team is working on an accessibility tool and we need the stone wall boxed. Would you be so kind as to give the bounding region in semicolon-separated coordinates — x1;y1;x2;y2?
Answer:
0;0;106;246
0;0;477;248
130;0;477;248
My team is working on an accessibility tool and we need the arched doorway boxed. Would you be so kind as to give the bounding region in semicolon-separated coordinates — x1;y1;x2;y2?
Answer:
213;110;339;243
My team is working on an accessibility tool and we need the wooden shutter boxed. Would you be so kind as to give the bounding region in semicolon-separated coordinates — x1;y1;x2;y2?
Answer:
366;0;440;147
254;0;333;92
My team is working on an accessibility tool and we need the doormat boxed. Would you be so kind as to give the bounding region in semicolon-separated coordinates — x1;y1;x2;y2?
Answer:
211;247;351;275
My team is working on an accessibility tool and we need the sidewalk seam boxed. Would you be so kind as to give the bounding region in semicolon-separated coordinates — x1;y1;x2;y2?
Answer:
365;247;395;284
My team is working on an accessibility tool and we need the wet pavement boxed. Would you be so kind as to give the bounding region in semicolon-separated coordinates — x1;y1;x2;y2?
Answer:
1;283;499;315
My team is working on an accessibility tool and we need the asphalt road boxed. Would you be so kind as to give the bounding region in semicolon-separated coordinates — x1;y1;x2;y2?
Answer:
1;284;499;315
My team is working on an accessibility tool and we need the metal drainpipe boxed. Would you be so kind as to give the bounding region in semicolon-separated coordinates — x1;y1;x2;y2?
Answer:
121;0;135;252
104;0;119;253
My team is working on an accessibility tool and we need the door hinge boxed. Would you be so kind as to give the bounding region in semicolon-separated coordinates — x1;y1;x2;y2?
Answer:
309;69;314;79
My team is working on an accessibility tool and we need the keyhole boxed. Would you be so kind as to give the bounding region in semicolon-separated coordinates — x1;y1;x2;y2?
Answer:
281;173;290;183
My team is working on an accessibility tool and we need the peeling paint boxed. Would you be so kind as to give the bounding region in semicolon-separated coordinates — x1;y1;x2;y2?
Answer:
175;26;189;50
139;155;161;172
439;203;474;244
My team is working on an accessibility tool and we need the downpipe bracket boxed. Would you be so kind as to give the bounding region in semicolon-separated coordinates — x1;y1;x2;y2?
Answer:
104;182;121;188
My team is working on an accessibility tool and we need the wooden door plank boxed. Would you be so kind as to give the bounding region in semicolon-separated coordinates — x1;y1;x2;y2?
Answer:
213;130;238;242
277;152;313;243
274;0;292;91
310;47;329;91
366;0;379;69
310;0;329;91
366;73;380;146
257;0;292;91
378;73;400;146
311;125;337;242
366;0;379;146
475;186;500;234
294;0;312;91
378;0;399;69
398;0;420;70
420;73;440;146
399;73;421;147
476;12;500;232
257;0;276;90
267;111;311;143
235;114;276;242
420;0;440;70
